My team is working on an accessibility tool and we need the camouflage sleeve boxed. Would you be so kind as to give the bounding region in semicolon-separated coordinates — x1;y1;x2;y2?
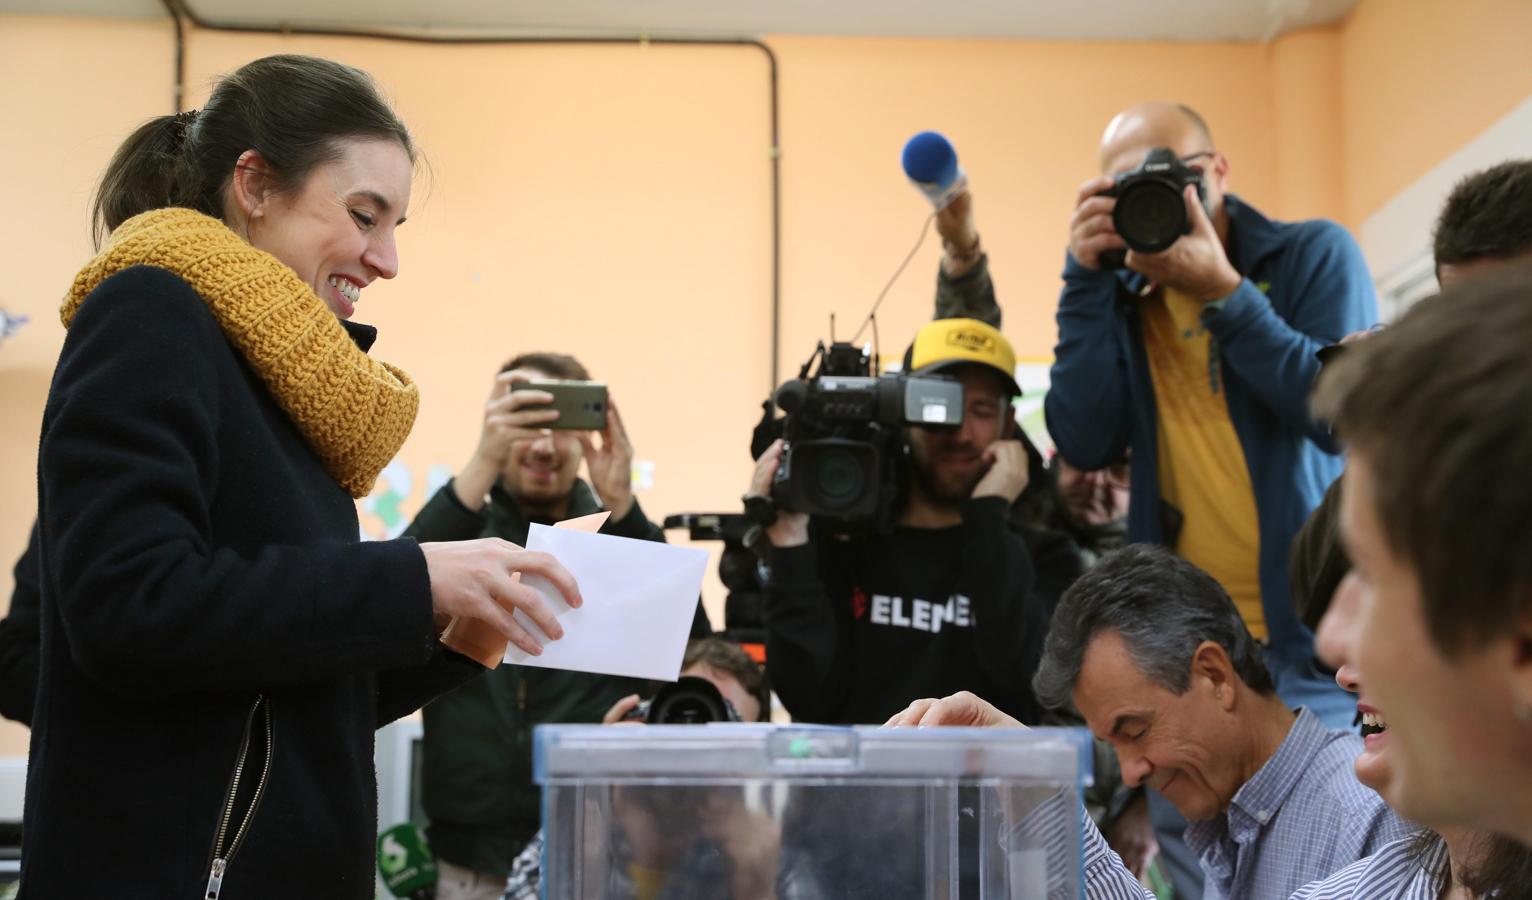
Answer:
934;253;1001;327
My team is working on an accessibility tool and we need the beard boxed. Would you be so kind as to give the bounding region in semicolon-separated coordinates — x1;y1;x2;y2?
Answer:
909;443;987;508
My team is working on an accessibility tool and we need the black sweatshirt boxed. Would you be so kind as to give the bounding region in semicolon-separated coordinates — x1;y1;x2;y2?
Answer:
763;496;1061;725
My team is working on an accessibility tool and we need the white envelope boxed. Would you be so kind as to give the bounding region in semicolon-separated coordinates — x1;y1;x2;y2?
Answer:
504;524;708;681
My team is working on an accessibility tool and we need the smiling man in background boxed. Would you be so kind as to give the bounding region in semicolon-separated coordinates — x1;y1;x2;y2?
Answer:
1029;545;1408;899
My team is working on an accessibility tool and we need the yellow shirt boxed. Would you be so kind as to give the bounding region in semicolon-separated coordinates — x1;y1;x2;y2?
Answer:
1141;287;1266;639
629;864;666;900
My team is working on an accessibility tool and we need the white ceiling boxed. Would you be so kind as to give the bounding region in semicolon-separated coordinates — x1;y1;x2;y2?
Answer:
1;0;1359;42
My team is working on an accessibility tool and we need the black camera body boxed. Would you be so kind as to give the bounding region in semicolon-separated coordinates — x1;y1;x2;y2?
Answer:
772;341;963;527
662;513;766;647
1098;146;1209;270
623;676;742;724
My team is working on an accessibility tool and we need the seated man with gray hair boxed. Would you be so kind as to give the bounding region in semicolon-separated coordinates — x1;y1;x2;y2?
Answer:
889;545;1409;898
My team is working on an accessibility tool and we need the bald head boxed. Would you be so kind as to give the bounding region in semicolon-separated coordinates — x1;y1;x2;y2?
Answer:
1097;101;1229;227
1100;102;1214;176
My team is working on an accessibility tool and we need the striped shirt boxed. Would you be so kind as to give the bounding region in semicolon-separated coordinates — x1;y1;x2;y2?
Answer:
1184;708;1411;899
501;830;541;900
1067;813;1438;900
1020;708;1411;899
1289;834;1447;899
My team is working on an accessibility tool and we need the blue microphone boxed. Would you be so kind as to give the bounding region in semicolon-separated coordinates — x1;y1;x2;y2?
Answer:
901;131;968;210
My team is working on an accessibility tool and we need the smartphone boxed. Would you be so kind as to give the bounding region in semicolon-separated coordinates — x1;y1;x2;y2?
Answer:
511;379;608;430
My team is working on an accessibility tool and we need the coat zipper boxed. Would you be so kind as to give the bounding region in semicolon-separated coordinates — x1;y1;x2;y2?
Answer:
205;694;275;900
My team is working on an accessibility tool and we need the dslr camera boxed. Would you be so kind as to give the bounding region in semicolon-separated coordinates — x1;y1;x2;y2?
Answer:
772;340;963;528
1098;146;1210;270
623;676;743;724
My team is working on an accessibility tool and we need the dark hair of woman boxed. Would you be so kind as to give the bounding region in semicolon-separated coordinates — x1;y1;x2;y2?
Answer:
92;54;412;245
1438;830;1532;900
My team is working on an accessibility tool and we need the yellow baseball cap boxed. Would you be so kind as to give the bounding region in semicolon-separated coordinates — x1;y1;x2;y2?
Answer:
907;318;1020;396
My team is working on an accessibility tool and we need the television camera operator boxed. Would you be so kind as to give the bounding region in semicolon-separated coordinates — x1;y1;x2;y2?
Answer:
745;318;1076;727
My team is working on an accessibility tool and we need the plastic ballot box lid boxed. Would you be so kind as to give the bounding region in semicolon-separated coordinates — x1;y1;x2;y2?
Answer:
535;723;1092;900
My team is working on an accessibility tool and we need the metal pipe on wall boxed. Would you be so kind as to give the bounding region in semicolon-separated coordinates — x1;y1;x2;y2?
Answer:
159;0;783;396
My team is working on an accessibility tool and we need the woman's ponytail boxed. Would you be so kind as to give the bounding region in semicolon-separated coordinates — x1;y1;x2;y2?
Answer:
90;110;197;248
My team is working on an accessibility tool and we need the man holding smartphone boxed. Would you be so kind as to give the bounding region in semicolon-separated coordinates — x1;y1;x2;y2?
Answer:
404;352;711;900
448;355;628;522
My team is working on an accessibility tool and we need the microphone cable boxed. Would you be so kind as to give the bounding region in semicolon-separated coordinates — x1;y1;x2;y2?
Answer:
849;210;938;356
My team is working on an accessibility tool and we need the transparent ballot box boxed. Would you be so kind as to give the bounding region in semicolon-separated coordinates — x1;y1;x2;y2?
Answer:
535;724;1091;899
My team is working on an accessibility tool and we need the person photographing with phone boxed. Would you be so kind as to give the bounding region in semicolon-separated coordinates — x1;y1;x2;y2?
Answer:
405;352;711;900
445;357;628;523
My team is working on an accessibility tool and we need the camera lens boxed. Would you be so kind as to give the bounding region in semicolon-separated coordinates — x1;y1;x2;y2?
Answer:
778;438;878;521
1113;180;1187;254
647;676;737;724
812;447;866;510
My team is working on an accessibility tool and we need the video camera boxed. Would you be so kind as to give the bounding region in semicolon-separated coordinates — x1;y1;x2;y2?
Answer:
1098;146;1210;270
772;340;963;527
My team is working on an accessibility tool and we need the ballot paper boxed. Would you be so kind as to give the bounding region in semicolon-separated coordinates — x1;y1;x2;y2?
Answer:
438;511;612;668
504;523;708;681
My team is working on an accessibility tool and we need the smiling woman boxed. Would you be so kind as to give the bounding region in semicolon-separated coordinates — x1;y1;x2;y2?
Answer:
21;54;583;899
227;137;413;320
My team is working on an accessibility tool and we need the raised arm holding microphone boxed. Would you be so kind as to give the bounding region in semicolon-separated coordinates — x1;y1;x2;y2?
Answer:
905;132;1154;872
910;133;1131;565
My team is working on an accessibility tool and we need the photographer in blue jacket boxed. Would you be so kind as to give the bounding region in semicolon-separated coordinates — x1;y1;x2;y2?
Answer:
1049;100;1376;722
1046;101;1377;898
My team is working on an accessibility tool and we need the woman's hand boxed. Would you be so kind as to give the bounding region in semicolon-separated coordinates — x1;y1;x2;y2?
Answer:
421;538;581;656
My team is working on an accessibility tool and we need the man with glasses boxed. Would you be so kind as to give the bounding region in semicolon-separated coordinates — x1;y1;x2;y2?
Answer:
1044;101;1377;898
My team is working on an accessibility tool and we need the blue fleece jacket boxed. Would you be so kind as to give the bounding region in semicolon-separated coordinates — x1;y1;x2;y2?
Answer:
1044;194;1377;660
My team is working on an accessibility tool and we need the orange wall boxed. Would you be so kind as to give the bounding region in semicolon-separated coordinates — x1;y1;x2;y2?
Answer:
1339;0;1532;227
770;35;1280;371
1;3;1528;759
181;30;777;568
1267;26;1346;225
0;15;178;759
0;19;777;759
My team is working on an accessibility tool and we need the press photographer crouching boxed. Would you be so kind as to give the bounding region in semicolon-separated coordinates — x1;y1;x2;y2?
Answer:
603;633;771;726
747;317;1071;728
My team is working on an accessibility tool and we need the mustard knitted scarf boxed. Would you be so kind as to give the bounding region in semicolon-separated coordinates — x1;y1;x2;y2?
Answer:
62;207;419;498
